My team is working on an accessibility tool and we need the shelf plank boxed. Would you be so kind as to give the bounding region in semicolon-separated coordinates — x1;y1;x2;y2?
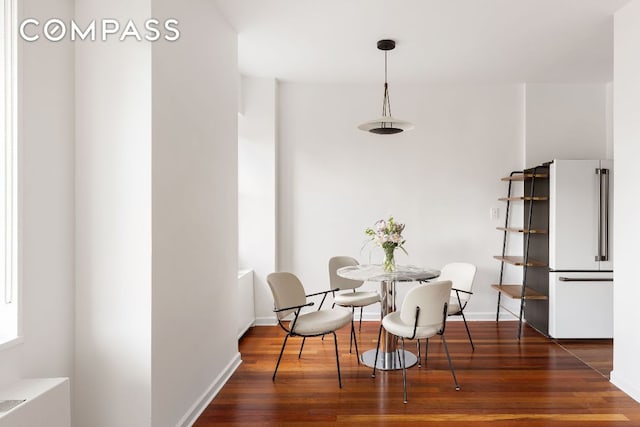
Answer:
493;255;547;267
498;196;549;202
496;227;548;234
491;284;548;300
501;173;549;182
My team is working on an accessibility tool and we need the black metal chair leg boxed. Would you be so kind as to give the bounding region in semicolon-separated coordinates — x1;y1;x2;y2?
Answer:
298;337;306;358
495;292;502;322
273;334;289;381
424;338;429;366
359;307;364;331
349;320;353;353
401;337;408;403
332;331;343;388
351;320;360;363
461;310;475;350
441;335;460;390
371;324;383;378
349;308;355;353
417;339;422;367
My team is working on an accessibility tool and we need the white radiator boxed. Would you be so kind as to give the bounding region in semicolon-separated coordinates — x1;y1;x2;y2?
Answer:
0;378;70;427
237;269;255;338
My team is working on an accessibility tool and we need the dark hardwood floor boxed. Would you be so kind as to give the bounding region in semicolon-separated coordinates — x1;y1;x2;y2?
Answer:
195;321;640;426
555;338;614;379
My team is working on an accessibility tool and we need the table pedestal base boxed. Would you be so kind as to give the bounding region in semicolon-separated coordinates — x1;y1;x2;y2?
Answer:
360;349;418;371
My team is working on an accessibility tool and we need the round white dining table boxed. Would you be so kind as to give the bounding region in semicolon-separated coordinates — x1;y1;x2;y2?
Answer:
336;264;440;370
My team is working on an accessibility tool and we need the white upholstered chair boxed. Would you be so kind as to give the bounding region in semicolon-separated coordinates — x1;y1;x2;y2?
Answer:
328;256;380;359
372;280;460;403
267;272;352;388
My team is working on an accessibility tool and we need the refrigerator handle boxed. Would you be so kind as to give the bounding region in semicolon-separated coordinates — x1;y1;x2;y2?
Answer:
595;168;609;262
559;277;614;282
602;168;610;262
595;168;603;262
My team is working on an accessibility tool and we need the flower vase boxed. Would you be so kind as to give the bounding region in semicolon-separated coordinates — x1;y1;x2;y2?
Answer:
383;246;396;273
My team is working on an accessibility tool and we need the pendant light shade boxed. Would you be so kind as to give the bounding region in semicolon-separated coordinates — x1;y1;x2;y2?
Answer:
358;39;414;134
357;117;415;134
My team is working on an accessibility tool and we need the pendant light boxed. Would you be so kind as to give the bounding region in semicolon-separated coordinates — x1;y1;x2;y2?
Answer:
358;39;414;134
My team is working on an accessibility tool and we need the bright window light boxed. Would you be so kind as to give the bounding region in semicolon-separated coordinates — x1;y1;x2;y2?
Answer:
0;0;18;346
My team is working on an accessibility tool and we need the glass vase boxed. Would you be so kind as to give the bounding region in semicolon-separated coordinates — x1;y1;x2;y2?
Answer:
383;246;396;273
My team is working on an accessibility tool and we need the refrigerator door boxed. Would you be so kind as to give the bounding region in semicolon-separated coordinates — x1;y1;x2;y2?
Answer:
549;160;601;270
548;272;613;338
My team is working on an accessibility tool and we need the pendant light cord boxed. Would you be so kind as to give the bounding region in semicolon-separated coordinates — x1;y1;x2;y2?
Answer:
358;39;413;133
382;51;392;118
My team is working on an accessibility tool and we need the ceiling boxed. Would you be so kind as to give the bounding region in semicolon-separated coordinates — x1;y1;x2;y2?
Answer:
215;0;630;84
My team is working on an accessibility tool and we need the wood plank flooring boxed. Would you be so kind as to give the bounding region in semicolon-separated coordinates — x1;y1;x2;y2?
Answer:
555;338;614;379
195;321;640;426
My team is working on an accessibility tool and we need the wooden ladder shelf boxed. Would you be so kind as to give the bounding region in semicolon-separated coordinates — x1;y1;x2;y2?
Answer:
493;167;550;338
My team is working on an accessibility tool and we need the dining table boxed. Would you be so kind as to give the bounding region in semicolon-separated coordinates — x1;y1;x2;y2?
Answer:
336;263;440;370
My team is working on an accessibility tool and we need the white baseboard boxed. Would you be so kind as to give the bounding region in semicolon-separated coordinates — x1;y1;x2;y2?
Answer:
448;311;520;322
237;320;255;340
354;311;517;322
254;312;518;325
254;316;277;326
610;371;640;404
179;352;242;427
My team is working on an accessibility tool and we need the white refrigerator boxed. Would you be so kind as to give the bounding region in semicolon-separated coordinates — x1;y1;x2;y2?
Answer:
548;159;613;339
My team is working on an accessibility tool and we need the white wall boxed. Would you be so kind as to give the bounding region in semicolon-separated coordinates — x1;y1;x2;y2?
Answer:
2;1;239;424
611;0;640;403
0;0;75;395
75;1;153;425
275;82;524;320
524;84;609;168
151;1;239;425
606;82;614;159
76;2;239;425
238;77;277;323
